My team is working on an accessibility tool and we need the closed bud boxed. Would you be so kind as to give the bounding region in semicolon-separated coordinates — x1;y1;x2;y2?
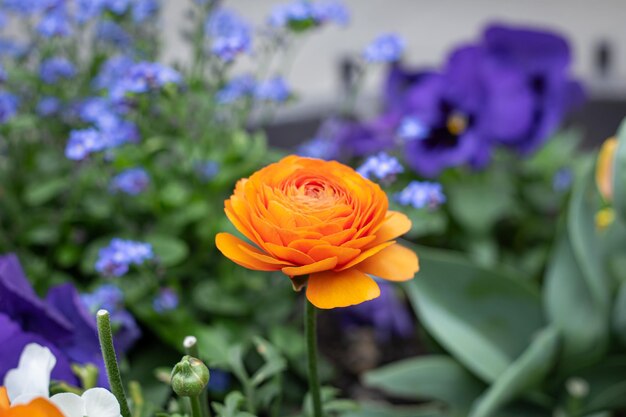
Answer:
171;355;210;397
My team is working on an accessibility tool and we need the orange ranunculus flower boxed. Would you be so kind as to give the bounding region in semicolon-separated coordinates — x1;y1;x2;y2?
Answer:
596;136;617;202
215;155;419;309
0;387;64;417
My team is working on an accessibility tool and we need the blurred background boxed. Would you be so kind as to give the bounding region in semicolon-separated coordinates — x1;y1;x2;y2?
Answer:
163;0;626;145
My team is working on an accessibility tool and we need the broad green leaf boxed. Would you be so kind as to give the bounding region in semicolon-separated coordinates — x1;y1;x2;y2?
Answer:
568;160;611;312
403;246;544;382
612;282;626;347
364;355;483;409
575;357;626;414
469;327;559;417
342;404;445;417
544;236;609;372
24;178;67;206
612;117;626;223
144;234;189;266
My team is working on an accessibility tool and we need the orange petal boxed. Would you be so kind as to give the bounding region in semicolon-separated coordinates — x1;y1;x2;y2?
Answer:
369;211;412;247
355;243;419;281
0;387;8;410
337;241;395;271
215;233;285;271
266;242;315;265
308;245;360;265
282;257;338;277
7;399;65;417
306;268;380;309
596;136;617;202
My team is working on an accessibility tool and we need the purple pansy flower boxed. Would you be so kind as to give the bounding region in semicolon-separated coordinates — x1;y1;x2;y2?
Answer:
0;253;113;387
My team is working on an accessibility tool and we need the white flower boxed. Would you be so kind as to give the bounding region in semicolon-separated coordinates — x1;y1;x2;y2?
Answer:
52;388;122;417
4;343;56;404
3;343;122;417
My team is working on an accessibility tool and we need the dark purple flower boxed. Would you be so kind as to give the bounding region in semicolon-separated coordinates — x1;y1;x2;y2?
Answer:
0;254;110;386
338;281;413;341
334;115;396;158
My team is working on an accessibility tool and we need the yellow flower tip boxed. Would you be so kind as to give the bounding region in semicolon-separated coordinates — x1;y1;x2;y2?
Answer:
596;207;615;231
596;136;618;202
215;155;419;309
447;112;468;136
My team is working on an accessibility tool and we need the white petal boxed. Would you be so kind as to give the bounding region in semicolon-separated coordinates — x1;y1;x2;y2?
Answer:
51;393;86;417
83;388;122;417
4;343;56;401
11;393;44;406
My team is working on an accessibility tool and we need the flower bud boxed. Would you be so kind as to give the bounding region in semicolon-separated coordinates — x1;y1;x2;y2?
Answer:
171;355;210;397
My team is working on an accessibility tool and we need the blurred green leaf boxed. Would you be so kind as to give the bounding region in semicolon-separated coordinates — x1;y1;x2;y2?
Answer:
192;281;249;316
24;178;67;206
364;355;483;410
403;245;544;382
575;357;626;415
544;235;609;372
469;327;559;417
612;118;626;223
342;404;445;417
145;234;189;267
160;181;192;208
612;282;626;347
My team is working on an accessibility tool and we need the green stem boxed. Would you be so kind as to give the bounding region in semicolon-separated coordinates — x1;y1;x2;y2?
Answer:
184;336;211;417
189;395;203;417
97;310;132;417
305;301;323;417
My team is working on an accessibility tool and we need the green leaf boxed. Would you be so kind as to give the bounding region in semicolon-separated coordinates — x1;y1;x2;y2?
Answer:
612;281;626;347
469;327;559;417
576;357;626;414
544;235;609;372
612;117;626;223
342;404;446;417
364;355;484;409
144;234;189;267
403;246;544;382
24;178;67;206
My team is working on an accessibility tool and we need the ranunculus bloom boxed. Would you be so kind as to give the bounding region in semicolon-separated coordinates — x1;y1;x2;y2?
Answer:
215;156;419;309
596;136;617;202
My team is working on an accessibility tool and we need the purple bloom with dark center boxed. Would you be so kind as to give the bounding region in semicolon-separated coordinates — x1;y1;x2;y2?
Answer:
254;77;290;102
205;8;251;61
81;284;140;353
95;238;154;277
40;57;76;84
37;96;61;117
110;168;150;195
216;75;255;103
152;288;179;314
395;181;446;209
363;33;405;63
357;152;404;182
0;92;18;123
0;253;110;387
65;128;105;160
338;281;413;341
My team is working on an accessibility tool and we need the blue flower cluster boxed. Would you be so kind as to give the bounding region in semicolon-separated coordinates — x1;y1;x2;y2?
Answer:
110;168;150;195
95;238;154;277
254;77;291;102
152;288;179;314
363;33;405;63
217;75;291;104
40;57;76;84
109;61;182;101
205;8;251;62
0;90;18;124
296;136;340;160
267;0;349;30
81;284;140;352
36;96;61;117
395;181;446;210
357;152;404;182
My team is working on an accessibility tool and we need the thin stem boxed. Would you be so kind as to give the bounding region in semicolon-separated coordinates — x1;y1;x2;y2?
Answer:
305;301;323;417
184;336;212;417
189;396;203;417
97;310;132;417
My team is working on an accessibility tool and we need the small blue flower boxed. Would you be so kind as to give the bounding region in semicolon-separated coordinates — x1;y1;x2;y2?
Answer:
110;61;181;100
102;0;132;14
96;21;131;48
0;92;18;123
397;116;429;141
357;152;404;182
37;7;73;38
153;288;179;314
93;55;134;91
2;0;49;15
40;57;76;84
110;168;150;195
268;0;317;28
216;75;255;103
0;65;7;84
395;181;446;210
195;161;220;181
81;284;124;313
553;167;573;193
296;136;339;160
0;39;27;57
95;238;154;277
254;77;290;102
363;33;405;63
314;0;349;26
76;0;103;23
205;8;251;61
37;96;61;117
132;0;159;23
65;128;105;160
